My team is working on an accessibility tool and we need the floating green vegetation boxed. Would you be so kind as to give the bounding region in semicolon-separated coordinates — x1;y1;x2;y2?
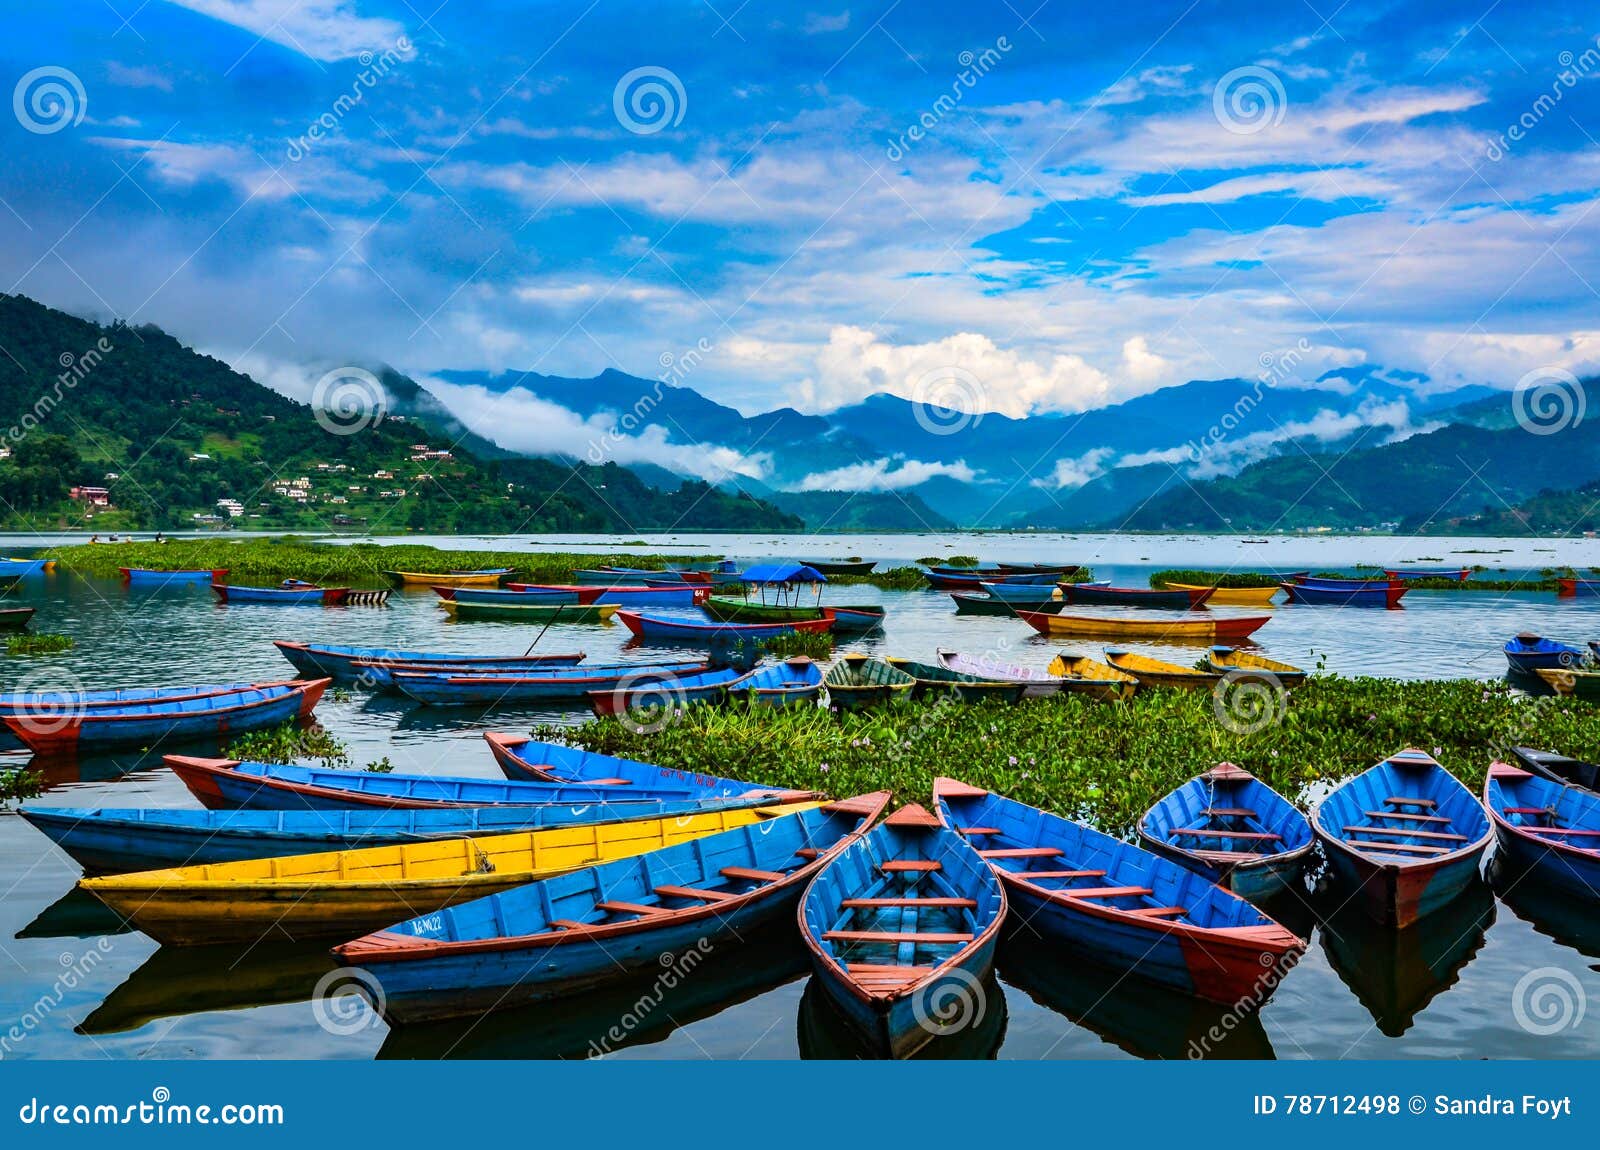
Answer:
756;630;835;660
224;723;352;770
0;768;43;804
5;633;74;656
1149;569;1283;589
551;677;1600;835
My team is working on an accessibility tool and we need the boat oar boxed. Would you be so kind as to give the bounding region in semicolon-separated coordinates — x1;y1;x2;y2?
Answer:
523;603;565;654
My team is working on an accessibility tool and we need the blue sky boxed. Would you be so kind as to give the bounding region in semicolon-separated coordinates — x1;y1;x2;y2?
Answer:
3;0;1599;421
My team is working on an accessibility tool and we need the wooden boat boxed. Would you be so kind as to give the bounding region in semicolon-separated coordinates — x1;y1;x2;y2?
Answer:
1164;582;1280;607
1204;646;1307;687
1063;584;1213;609
1280;580;1407;608
441;600;619;624
383;568;514;587
1138;764;1314;901
930;563;1078;578
0;680;258;751
1104;650;1220;690
1312;748;1492;927
481;733;814;800
883;658;1029;704
20;795;795;874
81;800;819;945
1043;654;1138;702
824;654;915;710
167;753;792;812
701;597;821;624
588;665;749;716
1503;633;1589;674
932;778;1304;1005
1385;567;1470;581
924;570;1061;591
508;583;709;607
800;559;877;576
935;649;1069;699
950;592;1063;617
3;679;329;757
0;607;34;631
334;794;891;1023
615;609;833;642
390;659;708;705
724;657;824;707
1557;577;1600;598
825;605;886;634
1483;762;1600;903
799;804;1006;1058
442;585;582;605
120;567;227;585
0;557;53;576
1507;746;1600;794
211;581;348;604
1533;667;1600;700
642;571;745;587
1017;610;1270;642
272;641;585;685
979;580;1071;603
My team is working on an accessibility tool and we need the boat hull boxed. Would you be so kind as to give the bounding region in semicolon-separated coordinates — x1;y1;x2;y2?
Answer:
1318;840;1487;928
1282;582;1406;608
211;583;335;604
121;568;227;585
1166;583;1280;607
1556;578;1600;598
951;593;1060;617
1018;611;1269;642
1064;585;1211;609
272;641;585;685
442;601;618;623
616;610;833;642
814;932;999;1058
391;660;704;705
383;569;512;587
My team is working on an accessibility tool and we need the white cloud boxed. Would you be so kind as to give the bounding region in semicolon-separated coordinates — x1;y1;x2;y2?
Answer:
1033;448;1115;489
803;11;850;33
105;62;173;92
792;457;977;492
166;0;405;62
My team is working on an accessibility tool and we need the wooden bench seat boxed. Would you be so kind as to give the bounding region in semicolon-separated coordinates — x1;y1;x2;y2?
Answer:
823;930;975;944
1344;824;1467;843
1384;796;1436;808
1065;885;1154;899
598;900;669;916
1349;839;1450;856
1520;825;1600;837
794;847;821;859
978;847;1062;858
1127;906;1188;918
1170;828;1280;841
841;897;977;909
881;860;942;873
720;866;787;882
1365;809;1450;824
654;884;736;903
1200;807;1258;818
957;826;1001;835
1504;806;1555;816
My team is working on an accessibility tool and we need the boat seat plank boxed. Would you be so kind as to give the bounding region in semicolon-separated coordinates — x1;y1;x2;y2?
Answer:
654;884;736;903
1200;807;1259;818
549;919;589;930
1520;826;1600;837
978;847;1063;858
1504;807;1555;816
957;826;1001;835
847;963;936;974
720;867;787;882
1364;810;1450;824
794;847;821;859
823;930;974;944
881;860;942;873
1348;840;1451;855
1384;796;1436;808
1343;825;1467;843
1170;828;1280;841
1016;869;1106;879
1065;885;1155;899
841;897;978;909
1127;906;1188;918
598;900;669;916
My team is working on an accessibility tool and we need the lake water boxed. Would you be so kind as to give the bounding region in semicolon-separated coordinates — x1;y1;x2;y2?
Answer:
1;532;1597;1060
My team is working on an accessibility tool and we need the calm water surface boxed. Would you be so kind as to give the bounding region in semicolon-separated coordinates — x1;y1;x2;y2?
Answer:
1;532;1598;1060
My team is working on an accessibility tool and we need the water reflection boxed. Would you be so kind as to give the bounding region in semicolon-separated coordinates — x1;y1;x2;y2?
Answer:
998;932;1275;1060
1318;881;1496;1037
1490;858;1600;963
378;926;807;1059
18;886;133;940
796;975;1008;1060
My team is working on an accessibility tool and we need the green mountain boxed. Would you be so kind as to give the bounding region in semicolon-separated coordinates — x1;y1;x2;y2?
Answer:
1416;479;1600;536
0;294;801;534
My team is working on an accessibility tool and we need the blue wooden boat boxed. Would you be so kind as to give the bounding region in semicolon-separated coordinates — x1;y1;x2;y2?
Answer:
509;583;708;607
1312;748;1491;927
932;777;1304;1005
1280;580;1406;608
1137;764;1313;902
272;641;585;686
3;679;328;757
390;659;708;706
724;656;824;707
482;733;814;801
1503;633;1590;674
0;681;263;751
1385;567;1471;581
20;795;788;874
0;557;53;577
166;753;795;812
1483;763;1600;903
120;567;227;585
588;665;750;716
924;570;1060;591
1508;746;1600;794
333;793;890;1023
800;804;1005;1058
211;581;336;604
977;580;1072;603
1557;577;1600;598
615;610;833;642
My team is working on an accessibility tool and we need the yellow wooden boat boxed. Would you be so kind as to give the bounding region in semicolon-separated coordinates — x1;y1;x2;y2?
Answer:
80;800;819;945
1205;646;1307;687
1166;582;1280;607
1104;649;1222;690
383;568;514;588
1045;653;1139;702
1019;610;1270;643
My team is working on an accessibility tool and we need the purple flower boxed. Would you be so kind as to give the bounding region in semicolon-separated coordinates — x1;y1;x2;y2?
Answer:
1008;755;1018;766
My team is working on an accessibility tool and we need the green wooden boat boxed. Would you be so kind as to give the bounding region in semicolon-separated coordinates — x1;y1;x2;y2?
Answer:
884;658;1028;704
950;593;1064;617
704;597;885;634
823;654;915;710
441;600;620;624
